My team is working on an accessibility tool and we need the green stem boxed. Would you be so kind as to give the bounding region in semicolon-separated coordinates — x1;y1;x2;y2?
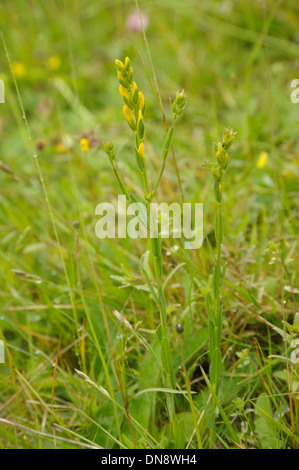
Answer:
180;337;202;449
147;200;176;432
151;117;176;200
210;168;224;444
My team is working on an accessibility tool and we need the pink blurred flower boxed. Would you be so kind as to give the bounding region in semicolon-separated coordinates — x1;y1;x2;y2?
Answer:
126;10;149;32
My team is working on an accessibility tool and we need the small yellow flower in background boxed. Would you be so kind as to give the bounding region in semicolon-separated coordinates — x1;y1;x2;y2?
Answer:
256;151;268;169
47;55;61;71
55;142;68;154
80;138;90;152
12;61;26;78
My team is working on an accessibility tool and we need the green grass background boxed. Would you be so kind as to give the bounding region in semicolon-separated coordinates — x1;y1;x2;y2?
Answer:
0;0;298;449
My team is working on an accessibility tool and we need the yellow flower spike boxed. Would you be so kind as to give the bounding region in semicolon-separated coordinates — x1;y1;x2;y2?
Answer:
256;151;268;169
80;138;90;152
138;142;145;163
137;91;145;113
123;105;136;130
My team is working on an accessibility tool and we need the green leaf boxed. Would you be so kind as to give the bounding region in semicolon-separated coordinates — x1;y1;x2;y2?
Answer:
206;293;215;322
161;337;172;375
162;126;174;161
214;181;222;202
174;412;194;449
156;324;163;344
215;212;223;244
151;235;161;258
254;393;280;449
202;163;219;169
210;347;222;385
161;337;176;389
213;265;221;299
209;320;216;356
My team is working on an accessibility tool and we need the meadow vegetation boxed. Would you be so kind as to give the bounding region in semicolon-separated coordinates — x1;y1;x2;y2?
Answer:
0;0;298;449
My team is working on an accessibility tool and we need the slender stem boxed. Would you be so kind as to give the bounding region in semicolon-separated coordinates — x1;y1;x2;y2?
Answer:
147;200;176;432
180;337;202;449
151;117;177;200
210;168;224;444
111;162;131;201
215;169;223;332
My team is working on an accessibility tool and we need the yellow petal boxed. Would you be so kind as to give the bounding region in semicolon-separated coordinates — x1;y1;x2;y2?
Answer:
80;138;90;152
256;151;268;169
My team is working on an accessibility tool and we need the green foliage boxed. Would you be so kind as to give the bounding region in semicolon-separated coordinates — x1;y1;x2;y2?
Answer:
0;0;298;450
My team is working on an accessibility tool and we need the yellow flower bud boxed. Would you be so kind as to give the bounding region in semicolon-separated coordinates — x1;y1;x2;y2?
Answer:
137;92;145;113
125;57;130;69
137;109;145;139
117;71;127;87
123;105;136;130
138;142;145;163
115;59;124;70
127;66;133;83
132;81;138;103
223;128;236;148
119;85;130;104
224;152;229;167
80;138;90;152
211;167;218;181
138;109;143;124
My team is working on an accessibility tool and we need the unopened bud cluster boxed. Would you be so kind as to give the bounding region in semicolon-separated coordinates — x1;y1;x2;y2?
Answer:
103;139;116;162
211;128;236;203
172;90;188;118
